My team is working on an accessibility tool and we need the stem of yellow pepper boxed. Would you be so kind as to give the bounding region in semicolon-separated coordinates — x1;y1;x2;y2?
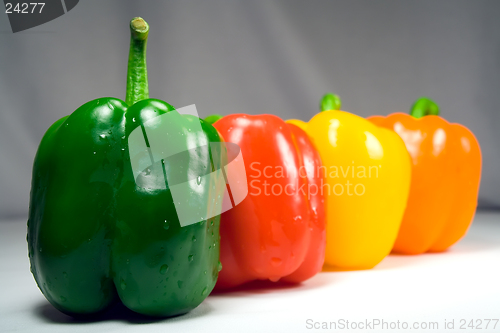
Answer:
320;93;342;112
410;97;440;118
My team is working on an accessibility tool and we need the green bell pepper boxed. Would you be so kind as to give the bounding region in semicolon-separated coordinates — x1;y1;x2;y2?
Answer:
27;17;223;317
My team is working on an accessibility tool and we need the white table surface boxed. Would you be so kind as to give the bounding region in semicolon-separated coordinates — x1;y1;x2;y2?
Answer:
1;212;499;333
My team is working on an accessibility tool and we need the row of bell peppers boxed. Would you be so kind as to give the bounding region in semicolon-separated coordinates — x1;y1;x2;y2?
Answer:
206;94;482;290
27;17;481;318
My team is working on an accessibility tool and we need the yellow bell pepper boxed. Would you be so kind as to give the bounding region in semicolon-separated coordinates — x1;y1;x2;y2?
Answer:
287;94;411;269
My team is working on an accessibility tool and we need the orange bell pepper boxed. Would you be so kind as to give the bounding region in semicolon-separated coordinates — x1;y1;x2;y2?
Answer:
369;97;482;254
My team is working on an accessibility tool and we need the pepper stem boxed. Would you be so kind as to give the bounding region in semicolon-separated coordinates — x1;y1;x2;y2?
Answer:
320;93;342;112
204;114;223;125
410;97;440;118
126;17;150;106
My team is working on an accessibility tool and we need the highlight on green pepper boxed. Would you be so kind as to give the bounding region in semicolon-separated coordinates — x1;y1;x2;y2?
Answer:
27;17;237;317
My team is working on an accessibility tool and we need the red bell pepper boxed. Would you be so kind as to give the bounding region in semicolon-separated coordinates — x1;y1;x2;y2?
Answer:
207;114;326;289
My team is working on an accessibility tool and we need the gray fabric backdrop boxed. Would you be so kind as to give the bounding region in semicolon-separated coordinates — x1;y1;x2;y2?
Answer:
0;0;499;218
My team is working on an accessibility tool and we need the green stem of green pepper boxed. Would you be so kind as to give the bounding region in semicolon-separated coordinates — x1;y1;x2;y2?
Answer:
320;93;342;112
126;17;150;106
410;97;440;118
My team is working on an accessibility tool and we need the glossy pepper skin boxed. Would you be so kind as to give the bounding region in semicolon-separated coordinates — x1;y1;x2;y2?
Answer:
205;114;326;289
369;98;482;254
27;18;222;317
287;94;411;270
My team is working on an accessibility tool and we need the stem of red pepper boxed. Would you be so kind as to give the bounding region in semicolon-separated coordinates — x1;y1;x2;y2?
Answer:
410;97;440;118
126;17;150;106
320;93;342;112
204;114;224;125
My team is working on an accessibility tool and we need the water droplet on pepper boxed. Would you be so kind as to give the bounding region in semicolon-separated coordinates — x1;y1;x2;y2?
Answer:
160;264;169;275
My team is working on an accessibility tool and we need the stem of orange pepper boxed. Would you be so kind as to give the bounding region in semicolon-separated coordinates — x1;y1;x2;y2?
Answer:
410;97;440;118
